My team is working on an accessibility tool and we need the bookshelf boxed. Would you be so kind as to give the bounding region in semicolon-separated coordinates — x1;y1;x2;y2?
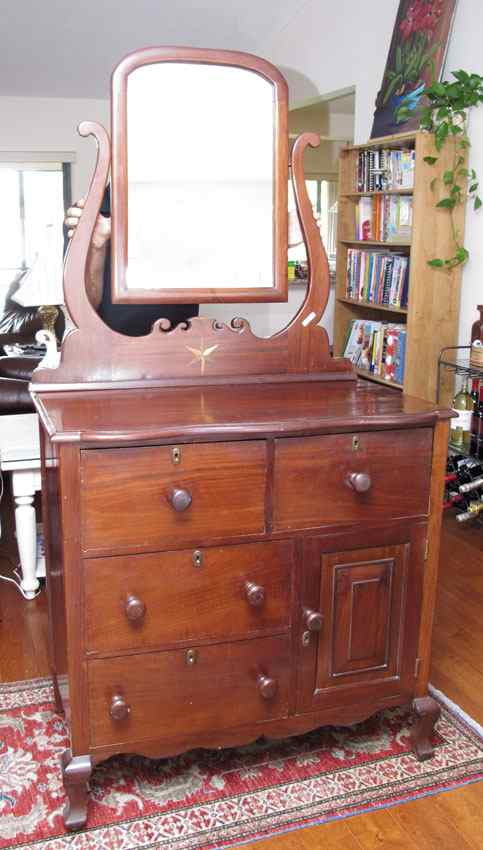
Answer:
334;130;466;405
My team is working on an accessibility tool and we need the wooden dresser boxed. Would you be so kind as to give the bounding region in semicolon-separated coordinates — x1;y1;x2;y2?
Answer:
30;47;450;829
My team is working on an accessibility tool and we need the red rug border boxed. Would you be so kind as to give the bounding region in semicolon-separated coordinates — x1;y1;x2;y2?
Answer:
2;676;483;850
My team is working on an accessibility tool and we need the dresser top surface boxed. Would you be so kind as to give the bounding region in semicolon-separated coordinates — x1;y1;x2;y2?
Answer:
32;379;450;446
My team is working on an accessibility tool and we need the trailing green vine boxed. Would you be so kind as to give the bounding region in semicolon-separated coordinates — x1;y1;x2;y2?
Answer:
420;70;483;269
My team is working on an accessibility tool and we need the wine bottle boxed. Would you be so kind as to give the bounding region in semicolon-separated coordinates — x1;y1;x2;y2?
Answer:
470;377;480;406
476;385;483;461
450;378;474;453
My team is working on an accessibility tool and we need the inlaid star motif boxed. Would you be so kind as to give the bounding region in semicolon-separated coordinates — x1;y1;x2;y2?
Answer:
186;342;219;374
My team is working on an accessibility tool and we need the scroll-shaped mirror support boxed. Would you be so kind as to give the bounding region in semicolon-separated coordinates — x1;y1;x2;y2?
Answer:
278;132;330;370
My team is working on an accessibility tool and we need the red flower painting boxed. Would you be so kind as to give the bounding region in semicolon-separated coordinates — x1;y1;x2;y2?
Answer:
399;0;444;41
371;0;456;138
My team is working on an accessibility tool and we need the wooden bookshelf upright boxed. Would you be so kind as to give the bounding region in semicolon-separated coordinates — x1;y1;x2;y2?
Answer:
334;130;465;405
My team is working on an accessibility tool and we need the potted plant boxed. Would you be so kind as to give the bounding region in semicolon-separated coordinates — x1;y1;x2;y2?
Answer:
420;70;483;268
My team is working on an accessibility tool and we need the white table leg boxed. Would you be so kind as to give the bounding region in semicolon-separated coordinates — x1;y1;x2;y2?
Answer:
11;469;41;600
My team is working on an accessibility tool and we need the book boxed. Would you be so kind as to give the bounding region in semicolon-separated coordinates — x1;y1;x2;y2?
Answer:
357;147;415;192
343;319;408;385
356;195;412;242
345;248;409;308
357;197;373;240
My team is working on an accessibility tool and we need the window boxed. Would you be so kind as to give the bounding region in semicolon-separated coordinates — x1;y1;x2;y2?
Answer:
0;160;70;310
288;177;338;268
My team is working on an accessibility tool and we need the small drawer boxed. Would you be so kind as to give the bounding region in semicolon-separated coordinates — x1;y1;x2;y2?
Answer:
80;441;267;554
84;541;293;653
88;635;290;747
273;428;432;531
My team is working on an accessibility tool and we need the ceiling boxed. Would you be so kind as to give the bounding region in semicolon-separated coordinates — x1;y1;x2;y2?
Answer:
1;0;309;99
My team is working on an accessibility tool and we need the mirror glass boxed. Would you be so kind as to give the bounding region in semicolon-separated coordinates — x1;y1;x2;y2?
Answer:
126;62;275;292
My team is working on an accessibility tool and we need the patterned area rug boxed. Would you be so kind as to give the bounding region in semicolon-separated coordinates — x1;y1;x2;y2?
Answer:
1;679;483;850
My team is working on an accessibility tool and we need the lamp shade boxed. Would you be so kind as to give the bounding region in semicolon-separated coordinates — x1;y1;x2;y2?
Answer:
12;223;64;308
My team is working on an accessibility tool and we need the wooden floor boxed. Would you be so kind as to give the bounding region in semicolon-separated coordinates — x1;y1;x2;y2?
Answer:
1;483;482;848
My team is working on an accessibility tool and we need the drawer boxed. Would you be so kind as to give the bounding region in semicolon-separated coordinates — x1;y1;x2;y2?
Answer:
80;441;267;554
273;428;432;530
88;635;290;747
84;541;294;652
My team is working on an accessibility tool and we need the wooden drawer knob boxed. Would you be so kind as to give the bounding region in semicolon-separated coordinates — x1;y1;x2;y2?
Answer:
109;694;130;721
304;608;323;632
346;472;372;493
168;487;192;512
245;581;265;607
125;594;146;623
257;673;277;700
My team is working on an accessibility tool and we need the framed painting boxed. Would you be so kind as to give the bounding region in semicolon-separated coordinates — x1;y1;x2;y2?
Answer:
371;0;457;139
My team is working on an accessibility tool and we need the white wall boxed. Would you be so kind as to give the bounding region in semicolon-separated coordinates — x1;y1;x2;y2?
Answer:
262;0;483;346
0;96;110;199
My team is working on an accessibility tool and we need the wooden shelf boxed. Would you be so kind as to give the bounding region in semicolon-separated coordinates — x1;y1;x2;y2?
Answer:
340;239;411;247
337;297;408;316
340;190;414;198
355;369;403;390
343;131;417;152
334;130;466;405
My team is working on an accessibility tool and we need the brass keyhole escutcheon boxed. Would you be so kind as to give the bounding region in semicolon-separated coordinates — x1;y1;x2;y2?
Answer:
172;446;181;464
192;550;203;568
186;649;198;666
352;435;360;451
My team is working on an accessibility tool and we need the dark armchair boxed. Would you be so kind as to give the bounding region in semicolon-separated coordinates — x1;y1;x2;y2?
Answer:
0;271;62;414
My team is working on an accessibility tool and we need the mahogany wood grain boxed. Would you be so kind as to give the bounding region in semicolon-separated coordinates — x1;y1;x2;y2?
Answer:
297;523;425;713
80;441;267;554
84;541;293;653
39;429;67;714
415;418;450;697
3;507;482;847
282;133;331;370
273;428;432;530
32;382;449;446
86;691;408;763
61;749;92;832
110;47;288;304
57;445;89;751
411;695;441;761
87;634;290;747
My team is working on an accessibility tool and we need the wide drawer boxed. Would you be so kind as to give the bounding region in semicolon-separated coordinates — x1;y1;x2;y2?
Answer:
88;635;290;747
84;541;294;653
273;428;432;530
80;441;267;554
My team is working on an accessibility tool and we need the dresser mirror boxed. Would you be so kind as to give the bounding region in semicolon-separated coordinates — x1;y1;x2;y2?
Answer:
111;48;289;304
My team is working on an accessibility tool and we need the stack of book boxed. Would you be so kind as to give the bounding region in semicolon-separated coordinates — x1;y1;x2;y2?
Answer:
356;195;412;242
343;319;407;384
357;148;415;192
345;249;409;308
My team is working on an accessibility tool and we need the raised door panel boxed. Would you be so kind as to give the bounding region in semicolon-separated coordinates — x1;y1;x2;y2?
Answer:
297;524;425;713
273;429;432;530
331;557;395;678
80;441;267;555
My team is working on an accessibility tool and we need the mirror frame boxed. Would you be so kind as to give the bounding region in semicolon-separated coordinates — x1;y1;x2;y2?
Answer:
110;47;289;304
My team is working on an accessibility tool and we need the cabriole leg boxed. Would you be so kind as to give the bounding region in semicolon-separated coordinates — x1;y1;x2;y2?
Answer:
411;696;441;761
61;749;92;830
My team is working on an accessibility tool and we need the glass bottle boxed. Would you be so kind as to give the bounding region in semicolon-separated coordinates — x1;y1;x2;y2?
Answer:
476;386;483;461
471;305;483;344
450;377;474;453
470;380;481;455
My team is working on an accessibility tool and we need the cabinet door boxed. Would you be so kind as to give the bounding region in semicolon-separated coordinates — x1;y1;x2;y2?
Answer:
297;524;426;713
